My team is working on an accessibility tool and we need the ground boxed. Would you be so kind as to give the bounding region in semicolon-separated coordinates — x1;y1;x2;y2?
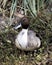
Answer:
0;15;52;65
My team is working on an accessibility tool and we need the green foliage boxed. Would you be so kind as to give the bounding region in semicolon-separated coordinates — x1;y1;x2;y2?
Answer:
0;0;51;18
10;0;17;20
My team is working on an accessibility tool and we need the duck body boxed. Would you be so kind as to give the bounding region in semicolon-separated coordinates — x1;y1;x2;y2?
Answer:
15;29;41;51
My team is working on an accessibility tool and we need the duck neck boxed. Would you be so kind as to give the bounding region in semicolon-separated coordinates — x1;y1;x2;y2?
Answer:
22;29;28;33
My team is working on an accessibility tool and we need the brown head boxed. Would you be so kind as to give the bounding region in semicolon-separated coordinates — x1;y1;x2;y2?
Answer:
14;17;29;29
20;17;29;29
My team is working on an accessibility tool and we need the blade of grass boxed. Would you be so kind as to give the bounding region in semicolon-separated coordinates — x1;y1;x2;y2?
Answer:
2;0;8;8
26;0;37;17
9;0;18;26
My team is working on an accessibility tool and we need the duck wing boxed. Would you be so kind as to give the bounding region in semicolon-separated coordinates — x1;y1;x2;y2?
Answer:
26;30;41;50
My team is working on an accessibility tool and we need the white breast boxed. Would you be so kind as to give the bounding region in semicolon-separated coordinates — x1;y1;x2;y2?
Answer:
17;29;28;49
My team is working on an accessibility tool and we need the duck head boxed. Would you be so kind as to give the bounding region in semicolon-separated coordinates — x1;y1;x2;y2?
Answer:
14;17;29;29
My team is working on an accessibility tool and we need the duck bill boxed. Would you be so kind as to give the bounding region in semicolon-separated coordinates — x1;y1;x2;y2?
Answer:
14;23;21;29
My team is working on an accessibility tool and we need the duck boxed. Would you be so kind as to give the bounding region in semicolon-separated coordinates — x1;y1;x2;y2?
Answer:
14;17;41;51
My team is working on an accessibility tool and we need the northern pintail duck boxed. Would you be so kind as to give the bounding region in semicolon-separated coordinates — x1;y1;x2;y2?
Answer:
14;17;41;51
